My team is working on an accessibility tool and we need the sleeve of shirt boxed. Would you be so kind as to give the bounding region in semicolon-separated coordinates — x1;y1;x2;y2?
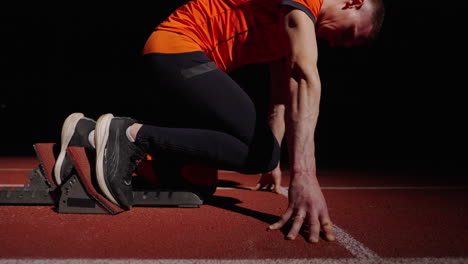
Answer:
280;0;318;24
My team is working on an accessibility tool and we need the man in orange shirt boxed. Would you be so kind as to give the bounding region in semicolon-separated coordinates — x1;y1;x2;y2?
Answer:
55;0;384;243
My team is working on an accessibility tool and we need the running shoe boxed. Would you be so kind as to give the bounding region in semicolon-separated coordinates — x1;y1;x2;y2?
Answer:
95;113;144;209
54;113;96;185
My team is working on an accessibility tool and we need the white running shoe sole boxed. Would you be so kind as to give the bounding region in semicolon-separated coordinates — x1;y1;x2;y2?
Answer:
95;113;120;206
54;113;85;186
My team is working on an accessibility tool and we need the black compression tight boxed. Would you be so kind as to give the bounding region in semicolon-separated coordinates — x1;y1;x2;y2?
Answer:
135;52;280;174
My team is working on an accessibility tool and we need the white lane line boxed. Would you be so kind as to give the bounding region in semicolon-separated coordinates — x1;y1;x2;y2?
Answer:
278;186;380;259
216;186;380;258
333;225;380;259
0;168;32;171
1;258;467;264
217;186;468;191
0;184;25;187
321;186;468;190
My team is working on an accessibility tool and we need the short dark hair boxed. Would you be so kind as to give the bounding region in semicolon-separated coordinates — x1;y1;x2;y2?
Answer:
367;0;385;41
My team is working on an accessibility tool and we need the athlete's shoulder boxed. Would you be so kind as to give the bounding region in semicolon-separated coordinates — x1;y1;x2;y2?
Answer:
280;0;322;23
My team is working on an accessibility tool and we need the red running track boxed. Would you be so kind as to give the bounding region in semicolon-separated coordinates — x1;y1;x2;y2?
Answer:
1;156;467;263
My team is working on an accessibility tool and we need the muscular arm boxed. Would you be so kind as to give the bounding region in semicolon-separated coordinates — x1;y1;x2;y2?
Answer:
282;8;320;177
269;7;335;243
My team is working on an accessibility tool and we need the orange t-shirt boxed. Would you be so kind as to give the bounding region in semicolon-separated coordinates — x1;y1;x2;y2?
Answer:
143;0;322;72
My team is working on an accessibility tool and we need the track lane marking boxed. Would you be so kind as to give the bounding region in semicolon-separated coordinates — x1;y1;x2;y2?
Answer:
2;171;466;262
277;186;380;259
217;186;468;190
0;168;32;171
0;184;25;187
320;186;468;190
1;258;467;264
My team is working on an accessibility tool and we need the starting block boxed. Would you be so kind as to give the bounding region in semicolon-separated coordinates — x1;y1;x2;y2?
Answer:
0;143;218;214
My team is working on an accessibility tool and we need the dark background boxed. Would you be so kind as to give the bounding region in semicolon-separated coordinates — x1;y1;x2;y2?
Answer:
0;2;465;174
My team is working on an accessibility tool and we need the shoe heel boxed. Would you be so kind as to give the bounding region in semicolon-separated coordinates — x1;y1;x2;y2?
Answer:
95;113;120;206
54;112;85;185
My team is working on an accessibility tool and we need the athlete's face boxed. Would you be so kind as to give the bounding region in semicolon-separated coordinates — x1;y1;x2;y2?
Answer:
316;0;373;47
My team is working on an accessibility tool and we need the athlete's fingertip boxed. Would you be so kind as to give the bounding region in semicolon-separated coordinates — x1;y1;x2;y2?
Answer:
269;222;281;229
310;237;319;243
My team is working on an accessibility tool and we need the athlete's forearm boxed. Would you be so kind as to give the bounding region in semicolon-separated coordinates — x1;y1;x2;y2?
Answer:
285;75;320;180
281;7;321;180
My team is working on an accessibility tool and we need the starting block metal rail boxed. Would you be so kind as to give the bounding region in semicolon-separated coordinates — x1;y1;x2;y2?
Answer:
0;143;217;214
0;167;57;205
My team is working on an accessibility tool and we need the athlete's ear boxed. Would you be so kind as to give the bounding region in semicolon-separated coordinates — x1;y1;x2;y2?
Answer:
343;0;364;10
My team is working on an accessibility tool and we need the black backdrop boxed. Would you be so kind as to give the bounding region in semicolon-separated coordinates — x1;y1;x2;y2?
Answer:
0;2;465;174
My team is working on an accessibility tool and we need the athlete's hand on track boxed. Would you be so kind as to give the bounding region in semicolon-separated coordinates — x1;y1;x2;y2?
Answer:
252;164;282;194
269;176;335;243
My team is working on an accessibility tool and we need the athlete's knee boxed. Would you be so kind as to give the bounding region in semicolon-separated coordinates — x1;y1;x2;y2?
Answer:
261;145;281;172
240;141;281;174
